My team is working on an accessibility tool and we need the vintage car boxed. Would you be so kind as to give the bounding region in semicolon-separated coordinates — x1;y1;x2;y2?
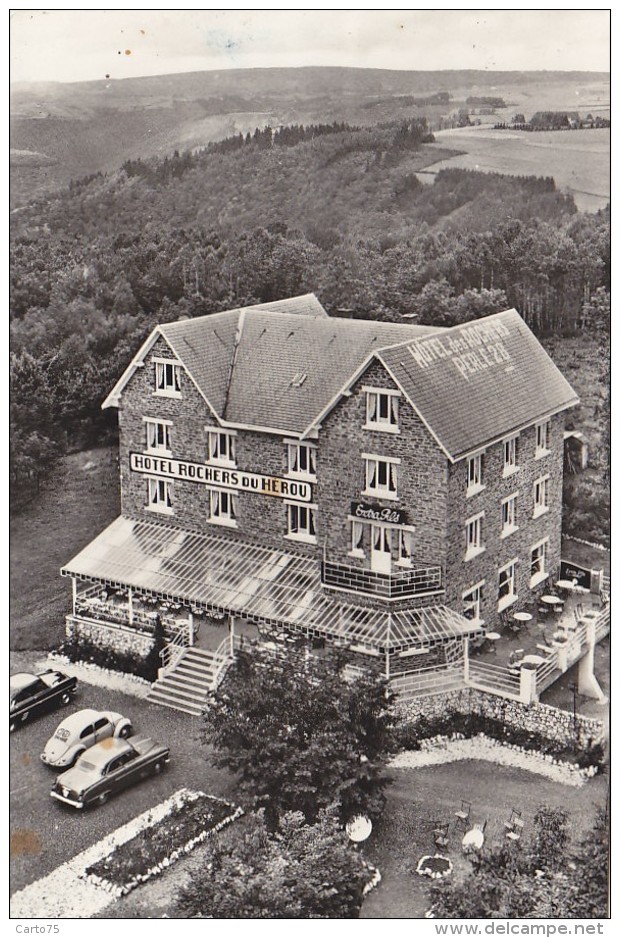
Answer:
10;670;78;733
41;708;134;768
50;735;171;809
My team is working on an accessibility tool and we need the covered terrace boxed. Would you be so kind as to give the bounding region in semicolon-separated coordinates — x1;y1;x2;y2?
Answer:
61;515;481;677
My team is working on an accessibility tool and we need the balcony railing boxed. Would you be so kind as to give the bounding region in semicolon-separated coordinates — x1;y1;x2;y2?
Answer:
321;559;443;600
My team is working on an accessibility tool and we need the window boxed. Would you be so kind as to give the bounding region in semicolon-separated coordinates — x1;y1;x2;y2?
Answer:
154;360;181;396
503;436;519;476
365;388;400;432
498;560;518;611
530;539;549;588
147;478;173;514
463;582;484;624
533;475;549;517
397;529;413;566
465;512;485;560
207;430;236;466
501;494;518;538
363;454;399;500
287;503;317;543
209;489;237;526
536;420;550;458
145;418;172;454
287;442;317;480
350;521;365;557
466;453;484;496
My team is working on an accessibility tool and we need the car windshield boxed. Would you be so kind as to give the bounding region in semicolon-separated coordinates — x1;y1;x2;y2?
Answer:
75;760;96;772
54;728;71;741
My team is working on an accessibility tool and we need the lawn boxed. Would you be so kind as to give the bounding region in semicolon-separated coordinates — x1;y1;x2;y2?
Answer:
360;759;608;918
10;446;120;651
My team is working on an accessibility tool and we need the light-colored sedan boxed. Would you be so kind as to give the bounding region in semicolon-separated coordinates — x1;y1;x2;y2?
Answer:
41;708;133;769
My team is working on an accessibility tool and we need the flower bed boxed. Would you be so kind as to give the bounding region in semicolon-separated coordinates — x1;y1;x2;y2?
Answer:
416;854;453;880
84;789;242;897
390;733;598;787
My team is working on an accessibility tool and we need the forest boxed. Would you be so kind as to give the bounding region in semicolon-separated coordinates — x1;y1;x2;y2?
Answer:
10;119;610;541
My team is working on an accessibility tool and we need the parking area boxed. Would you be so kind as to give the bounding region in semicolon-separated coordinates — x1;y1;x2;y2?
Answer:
9;651;236;897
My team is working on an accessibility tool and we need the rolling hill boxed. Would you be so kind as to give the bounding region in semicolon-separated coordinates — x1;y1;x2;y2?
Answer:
10;66;609;206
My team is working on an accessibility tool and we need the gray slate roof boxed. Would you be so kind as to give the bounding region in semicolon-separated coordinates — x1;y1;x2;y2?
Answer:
160;294;438;433
377;308;578;459
107;296;577;457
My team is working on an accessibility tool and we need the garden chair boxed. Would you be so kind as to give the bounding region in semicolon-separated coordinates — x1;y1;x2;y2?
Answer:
433;823;450;850
503;809;521;832
505;816;525;842
454;800;471;828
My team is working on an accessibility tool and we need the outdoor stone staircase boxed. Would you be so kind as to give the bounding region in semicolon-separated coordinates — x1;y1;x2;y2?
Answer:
146;647;231;716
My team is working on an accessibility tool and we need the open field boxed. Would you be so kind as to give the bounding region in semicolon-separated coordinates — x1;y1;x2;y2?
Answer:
431;126;609;212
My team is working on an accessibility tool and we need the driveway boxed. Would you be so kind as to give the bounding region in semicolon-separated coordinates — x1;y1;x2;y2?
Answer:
10;651;236;897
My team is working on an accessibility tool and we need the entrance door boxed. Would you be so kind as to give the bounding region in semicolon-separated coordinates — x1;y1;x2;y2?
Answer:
371;524;392;574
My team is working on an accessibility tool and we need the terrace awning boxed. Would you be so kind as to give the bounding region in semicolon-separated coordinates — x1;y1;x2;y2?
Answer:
62;516;480;652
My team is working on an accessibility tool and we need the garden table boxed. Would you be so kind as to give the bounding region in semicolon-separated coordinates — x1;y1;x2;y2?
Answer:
555;579;576;592
512;612;532;623
485;632;501;641
462;828;484;850
520;654;545;666
541;595;562;605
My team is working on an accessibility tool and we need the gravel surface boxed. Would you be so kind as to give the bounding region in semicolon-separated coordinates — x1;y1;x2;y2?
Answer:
9;649;239;899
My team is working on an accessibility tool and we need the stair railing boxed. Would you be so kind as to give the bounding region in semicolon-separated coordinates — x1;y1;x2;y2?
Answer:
159;626;189;676
211;635;235;688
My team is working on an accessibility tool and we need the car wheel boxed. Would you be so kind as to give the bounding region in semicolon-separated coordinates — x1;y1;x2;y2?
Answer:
96;791;109;806
119;724;132;739
60;693;71;706
70;749;85;768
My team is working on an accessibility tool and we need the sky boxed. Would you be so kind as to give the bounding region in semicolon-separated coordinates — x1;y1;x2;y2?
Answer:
10;7;611;85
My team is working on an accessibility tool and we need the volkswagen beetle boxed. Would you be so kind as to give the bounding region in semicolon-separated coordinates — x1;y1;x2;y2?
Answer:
41;708;133;768
51;735;170;809
10;670;78;733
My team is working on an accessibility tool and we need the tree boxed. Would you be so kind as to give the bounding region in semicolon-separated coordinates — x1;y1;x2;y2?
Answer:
202;645;394;826
176;807;371;918
143;614;167;682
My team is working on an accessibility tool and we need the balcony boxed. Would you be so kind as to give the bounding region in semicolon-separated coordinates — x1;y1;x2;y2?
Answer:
321;559;443;600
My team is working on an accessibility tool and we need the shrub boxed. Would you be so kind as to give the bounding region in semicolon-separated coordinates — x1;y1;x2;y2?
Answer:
58;630;155;681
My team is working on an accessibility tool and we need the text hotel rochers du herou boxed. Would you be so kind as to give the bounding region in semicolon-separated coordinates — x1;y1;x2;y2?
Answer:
408;319;512;380
129;452;312;502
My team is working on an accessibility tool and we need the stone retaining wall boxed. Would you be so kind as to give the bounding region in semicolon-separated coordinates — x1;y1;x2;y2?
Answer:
66;616;153;658
396;687;605;747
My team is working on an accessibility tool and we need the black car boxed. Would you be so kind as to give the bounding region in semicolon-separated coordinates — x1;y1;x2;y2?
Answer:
10;670;78;733
51;736;171;809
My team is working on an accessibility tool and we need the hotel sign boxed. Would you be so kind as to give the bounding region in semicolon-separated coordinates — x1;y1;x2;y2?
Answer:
407;319;512;382
130;452;312;502
560;559;591;591
351;501;408;526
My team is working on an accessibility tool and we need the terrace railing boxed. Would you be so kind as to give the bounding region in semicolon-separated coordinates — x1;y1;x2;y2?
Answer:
467;660;522;700
159;627;189;675
321;558;443;600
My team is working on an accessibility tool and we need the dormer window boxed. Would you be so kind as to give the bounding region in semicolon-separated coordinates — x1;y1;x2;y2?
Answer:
207;429;237;467
287;442;317;480
154;359;181;397
364;388;400;433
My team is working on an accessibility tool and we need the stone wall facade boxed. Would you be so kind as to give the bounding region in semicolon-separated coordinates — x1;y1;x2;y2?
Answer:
446;413;565;629
118;335;318;557
318;357;448;576
396;686;605;747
